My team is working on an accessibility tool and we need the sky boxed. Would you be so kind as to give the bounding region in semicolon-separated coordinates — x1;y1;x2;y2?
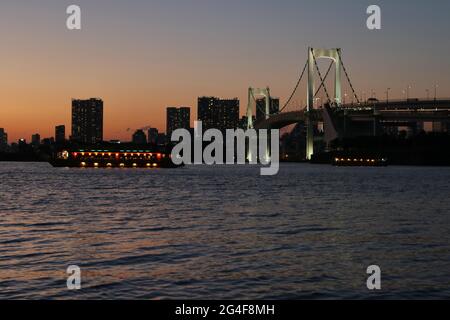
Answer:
0;0;449;142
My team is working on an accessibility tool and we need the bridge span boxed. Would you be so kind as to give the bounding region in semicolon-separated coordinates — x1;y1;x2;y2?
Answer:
246;47;450;159
254;100;450;130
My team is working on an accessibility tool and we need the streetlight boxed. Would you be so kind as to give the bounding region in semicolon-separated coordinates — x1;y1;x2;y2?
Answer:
386;88;391;104
406;85;412;101
434;84;439;101
315;97;321;108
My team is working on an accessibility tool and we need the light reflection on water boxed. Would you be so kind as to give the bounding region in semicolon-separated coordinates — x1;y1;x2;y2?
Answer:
0;162;449;299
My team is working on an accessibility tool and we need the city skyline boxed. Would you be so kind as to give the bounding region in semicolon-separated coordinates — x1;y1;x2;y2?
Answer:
1;0;450;142
1;1;450;304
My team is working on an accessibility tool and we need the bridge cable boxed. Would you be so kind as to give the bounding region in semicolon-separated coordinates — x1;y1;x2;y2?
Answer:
314;61;334;98
312;51;333;106
279;60;308;113
337;50;361;105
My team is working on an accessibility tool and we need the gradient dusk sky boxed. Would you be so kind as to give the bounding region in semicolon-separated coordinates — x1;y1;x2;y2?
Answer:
1;0;449;142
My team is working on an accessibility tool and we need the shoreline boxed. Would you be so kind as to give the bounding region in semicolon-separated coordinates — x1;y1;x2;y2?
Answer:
2;159;450;168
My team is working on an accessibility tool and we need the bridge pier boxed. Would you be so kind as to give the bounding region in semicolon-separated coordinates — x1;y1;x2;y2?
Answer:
306;115;314;161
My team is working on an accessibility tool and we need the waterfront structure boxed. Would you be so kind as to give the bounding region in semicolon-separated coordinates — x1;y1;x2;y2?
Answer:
147;128;159;145
0;128;7;151
166;107;190;138
71;98;104;145
157;133;167;145
198;96;240;131
42;137;55;146
132;129;147;145
55;125;66;143
31;134;41;146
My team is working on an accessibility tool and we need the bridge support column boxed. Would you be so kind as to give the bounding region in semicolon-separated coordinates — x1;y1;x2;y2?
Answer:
306;116;314;161
306;48;315;160
246;87;272;162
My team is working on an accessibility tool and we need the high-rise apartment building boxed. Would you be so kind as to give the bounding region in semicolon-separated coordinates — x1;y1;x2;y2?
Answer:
55;125;66;143
0;128;7;151
147;128;159;145
71;98;103;144
197;97;239;131
166;107;190;138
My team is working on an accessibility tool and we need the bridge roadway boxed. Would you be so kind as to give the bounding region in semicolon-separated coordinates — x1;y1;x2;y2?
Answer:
254;99;450;129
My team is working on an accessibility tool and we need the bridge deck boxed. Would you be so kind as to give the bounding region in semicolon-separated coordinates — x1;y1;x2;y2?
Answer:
254;100;450;129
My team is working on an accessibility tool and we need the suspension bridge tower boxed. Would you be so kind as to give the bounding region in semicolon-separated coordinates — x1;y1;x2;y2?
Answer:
306;48;342;160
246;87;271;162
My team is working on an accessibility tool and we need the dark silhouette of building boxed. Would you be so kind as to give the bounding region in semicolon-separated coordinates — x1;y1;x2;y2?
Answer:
147;128;159;145
18;139;28;153
166;107;190;138
71;98;103;145
198;96;239;131
0;128;7;151
42;137;55;146
55;125;65;143
256;97;280;121
157;133;167;145
31;134;41;146
132;129;147;145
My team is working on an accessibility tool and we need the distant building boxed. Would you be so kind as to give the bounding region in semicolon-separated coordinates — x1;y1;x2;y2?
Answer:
147;128;159;145
31;134;41;146
55;125;65;143
10;143;19;153
157;133;167;145
42;137;55;146
198;96;239;131
256;97;280;122
0;128;7;151
166;107;190;138
71;98;103;145
132;129;147;145
18;139;27;152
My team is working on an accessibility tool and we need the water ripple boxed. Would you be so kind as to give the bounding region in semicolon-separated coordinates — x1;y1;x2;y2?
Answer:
0;162;449;299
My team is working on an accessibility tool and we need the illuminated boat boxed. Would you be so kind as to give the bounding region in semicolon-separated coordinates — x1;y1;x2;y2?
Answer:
50;148;181;168
332;156;388;167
